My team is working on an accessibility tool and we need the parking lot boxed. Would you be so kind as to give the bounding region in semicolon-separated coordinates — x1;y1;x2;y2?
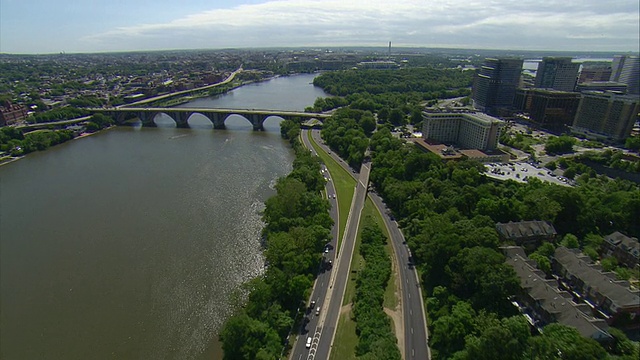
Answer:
484;162;574;187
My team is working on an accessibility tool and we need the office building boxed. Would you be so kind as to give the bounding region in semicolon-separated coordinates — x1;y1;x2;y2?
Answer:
514;88;581;130
472;58;523;115
575;81;628;94
578;62;612;83
422;110;504;150
610;55;640;95
534;57;580;92
572;91;640;142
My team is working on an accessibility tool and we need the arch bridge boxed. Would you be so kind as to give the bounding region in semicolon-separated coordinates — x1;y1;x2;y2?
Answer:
91;107;330;131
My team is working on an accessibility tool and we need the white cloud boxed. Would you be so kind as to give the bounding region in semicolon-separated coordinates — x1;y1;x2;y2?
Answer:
80;0;640;52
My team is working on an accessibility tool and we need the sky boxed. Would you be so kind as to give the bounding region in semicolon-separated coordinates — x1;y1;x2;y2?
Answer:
1;0;639;54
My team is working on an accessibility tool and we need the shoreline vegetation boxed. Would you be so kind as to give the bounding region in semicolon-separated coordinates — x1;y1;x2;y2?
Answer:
218;119;334;359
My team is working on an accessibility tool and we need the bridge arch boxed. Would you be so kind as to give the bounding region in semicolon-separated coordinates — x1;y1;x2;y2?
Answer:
223;114;254;131
186;113;214;129
262;115;285;132
151;112;177;128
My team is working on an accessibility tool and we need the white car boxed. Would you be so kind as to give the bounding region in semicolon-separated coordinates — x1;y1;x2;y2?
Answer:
306;336;312;348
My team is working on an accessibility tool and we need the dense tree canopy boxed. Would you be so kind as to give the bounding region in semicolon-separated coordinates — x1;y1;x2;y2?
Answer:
219;120;333;360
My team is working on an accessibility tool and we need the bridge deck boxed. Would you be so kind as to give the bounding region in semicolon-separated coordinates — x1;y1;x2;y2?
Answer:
91;107;329;118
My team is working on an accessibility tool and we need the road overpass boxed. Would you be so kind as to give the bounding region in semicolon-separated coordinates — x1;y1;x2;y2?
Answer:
90;107;330;131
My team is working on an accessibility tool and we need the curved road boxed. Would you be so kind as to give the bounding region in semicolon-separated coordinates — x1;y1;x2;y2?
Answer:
292;129;430;360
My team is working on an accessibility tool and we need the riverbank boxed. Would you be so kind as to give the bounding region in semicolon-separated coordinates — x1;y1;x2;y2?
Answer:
0;125;113;168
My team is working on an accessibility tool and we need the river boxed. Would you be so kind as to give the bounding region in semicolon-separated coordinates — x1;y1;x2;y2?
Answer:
0;73;327;359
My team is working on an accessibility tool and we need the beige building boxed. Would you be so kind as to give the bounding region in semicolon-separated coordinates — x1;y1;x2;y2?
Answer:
422;110;504;150
572;91;640;142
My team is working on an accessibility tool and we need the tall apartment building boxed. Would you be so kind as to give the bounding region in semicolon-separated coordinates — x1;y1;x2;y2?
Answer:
610;55;640;95
472;58;523;115
514;88;581;130
534;57;580;92
572;91;640;142
422;110;504;150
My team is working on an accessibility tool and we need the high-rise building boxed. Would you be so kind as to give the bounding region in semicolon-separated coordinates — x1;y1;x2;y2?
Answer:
514;88;581;130
534;57;580;92
472;58;523;115
422;110;504;150
610;55;640;95
578;62;612;83
572;91;640;142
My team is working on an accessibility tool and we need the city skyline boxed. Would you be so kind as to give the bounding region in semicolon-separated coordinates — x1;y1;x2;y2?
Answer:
1;0;639;54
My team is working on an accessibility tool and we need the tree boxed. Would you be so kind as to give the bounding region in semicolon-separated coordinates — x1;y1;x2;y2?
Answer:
527;323;607;360
446;246;519;315
388;108;405;126
560;233;579;249
545;135;576;155
625;136;640;152
463;316;530;360
430;301;476;358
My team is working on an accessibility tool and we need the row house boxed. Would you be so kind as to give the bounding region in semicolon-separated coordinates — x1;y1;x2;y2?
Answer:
503;246;612;342
552;246;640;329
602;231;640;269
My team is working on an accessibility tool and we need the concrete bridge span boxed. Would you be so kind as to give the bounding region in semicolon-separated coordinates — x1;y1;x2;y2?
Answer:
90;107;329;131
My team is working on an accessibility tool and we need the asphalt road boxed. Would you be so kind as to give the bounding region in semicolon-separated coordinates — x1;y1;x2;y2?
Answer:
289;131;340;360
293;129;430;360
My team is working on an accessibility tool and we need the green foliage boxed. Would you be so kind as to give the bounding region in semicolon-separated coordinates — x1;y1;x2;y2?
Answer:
499;132;540;154
430;301;476;358
607;327;640;359
461;316;531;360
313;68;473;97
219;125;333;359
446;247;519;315
306;96;349;112
68;95;105;108
320;108;370;168
351;217;401;359
527;323;607;360
545;135;576;155
29;106;88;123
625;136;640;152
560;233;579;249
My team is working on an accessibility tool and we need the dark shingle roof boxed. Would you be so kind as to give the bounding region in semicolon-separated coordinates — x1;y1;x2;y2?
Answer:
554;246;640;310
503;246;611;341
604;231;640;261
496;221;557;240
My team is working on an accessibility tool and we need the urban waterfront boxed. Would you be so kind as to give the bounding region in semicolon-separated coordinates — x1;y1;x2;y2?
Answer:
0;74;327;359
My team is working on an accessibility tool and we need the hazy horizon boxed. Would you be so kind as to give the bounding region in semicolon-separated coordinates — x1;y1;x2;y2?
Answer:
1;0;638;55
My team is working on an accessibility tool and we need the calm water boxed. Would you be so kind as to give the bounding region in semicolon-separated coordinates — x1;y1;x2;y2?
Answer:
0;73;327;359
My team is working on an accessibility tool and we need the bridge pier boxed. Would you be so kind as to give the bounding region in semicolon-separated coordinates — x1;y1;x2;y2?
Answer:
247;113;265;131
138;112;157;127
169;111;192;128
204;112;226;130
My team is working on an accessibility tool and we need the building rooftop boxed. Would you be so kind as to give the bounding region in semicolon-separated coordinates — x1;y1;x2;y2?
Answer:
496;220;557;240
604;231;640;261
504;246;612;341
554;246;640;310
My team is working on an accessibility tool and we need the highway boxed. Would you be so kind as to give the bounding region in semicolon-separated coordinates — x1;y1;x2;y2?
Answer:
288;131;340;360
291;129;430;360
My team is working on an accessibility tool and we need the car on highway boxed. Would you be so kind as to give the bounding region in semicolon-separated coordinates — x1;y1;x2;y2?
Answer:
315;306;321;316
306;336;312;348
